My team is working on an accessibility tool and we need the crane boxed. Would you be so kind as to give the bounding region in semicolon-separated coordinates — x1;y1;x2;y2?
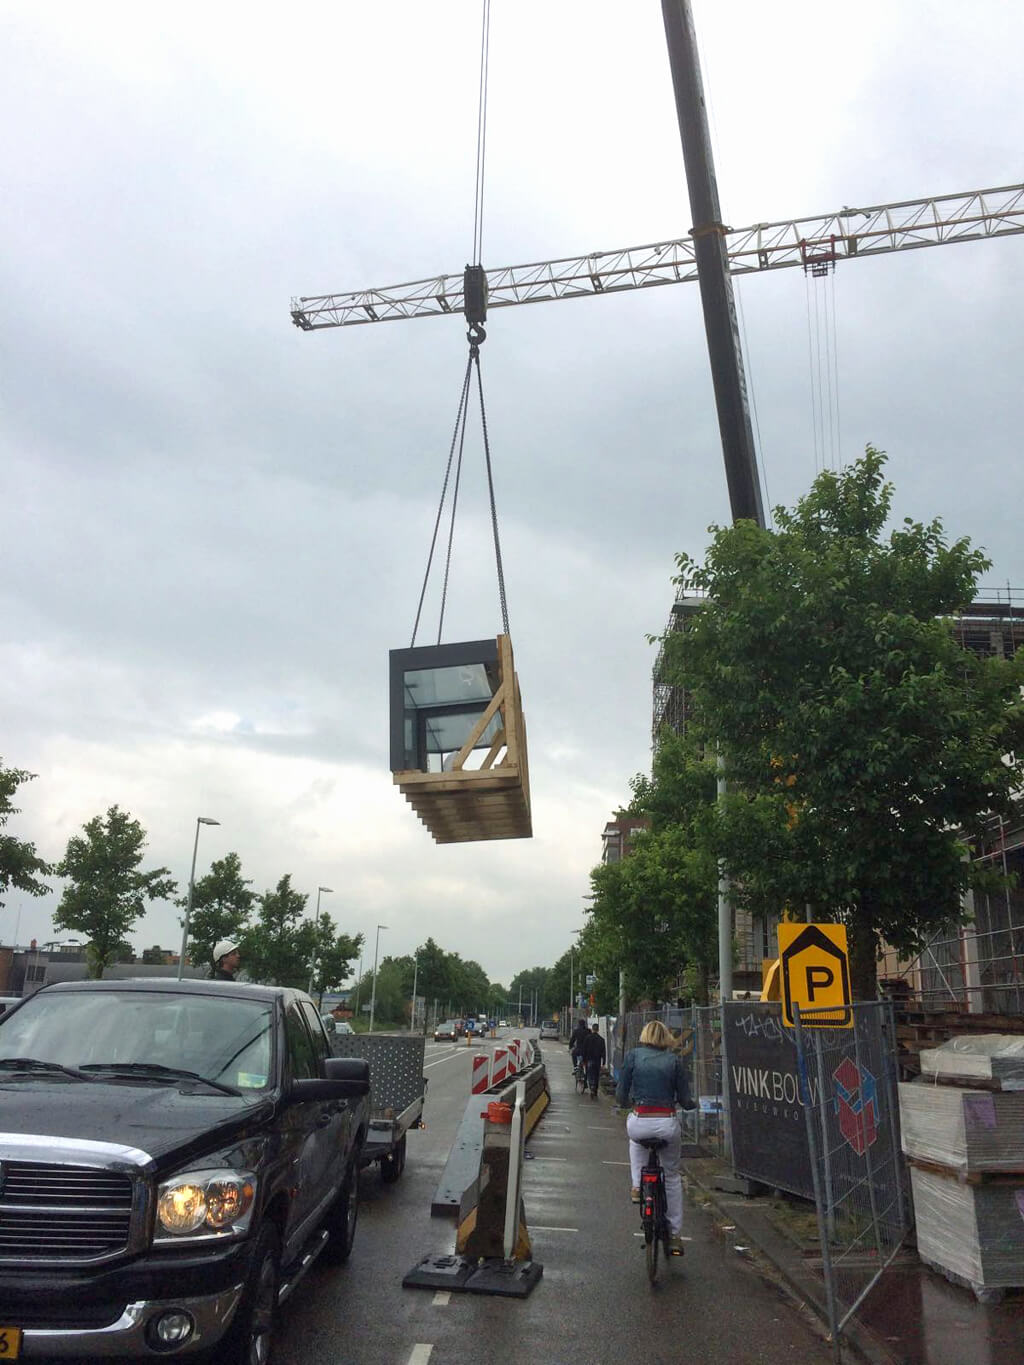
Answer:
291;182;1024;332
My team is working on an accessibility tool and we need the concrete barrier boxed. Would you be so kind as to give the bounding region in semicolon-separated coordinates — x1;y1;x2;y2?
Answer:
430;1058;550;1218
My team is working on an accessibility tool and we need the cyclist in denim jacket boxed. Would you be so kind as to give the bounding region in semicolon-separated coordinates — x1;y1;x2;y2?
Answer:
615;1020;693;1256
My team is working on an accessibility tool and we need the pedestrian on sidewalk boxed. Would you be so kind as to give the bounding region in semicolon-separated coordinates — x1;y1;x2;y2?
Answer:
582;1022;606;1098
615;1019;692;1256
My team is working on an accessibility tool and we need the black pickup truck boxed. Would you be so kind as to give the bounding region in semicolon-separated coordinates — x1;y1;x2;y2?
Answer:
0;977;370;1363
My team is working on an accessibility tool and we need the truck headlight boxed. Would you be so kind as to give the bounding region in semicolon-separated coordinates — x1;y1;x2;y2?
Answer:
155;1169;256;1241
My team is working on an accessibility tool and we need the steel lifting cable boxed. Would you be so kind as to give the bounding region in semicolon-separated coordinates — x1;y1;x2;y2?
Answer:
410;355;473;648
410;0;510;647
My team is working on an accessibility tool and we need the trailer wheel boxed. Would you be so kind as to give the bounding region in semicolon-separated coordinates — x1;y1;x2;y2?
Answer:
380;1133;407;1184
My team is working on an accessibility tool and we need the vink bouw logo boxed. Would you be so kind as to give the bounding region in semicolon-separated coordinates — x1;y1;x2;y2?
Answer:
832;1057;879;1155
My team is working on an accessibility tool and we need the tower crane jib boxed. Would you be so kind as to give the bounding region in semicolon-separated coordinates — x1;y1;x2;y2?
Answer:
291;183;1024;332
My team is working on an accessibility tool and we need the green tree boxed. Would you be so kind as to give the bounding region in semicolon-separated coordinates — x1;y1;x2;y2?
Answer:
664;447;1024;997
508;966;551;1021
184;852;256;973
242;875;311;988
310;918;362;1002
413;937;453;1015
359;956;409;1027
0;759;51;909
55;806;176;978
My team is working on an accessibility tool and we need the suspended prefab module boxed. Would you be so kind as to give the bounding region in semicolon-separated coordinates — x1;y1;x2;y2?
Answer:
389;634;531;843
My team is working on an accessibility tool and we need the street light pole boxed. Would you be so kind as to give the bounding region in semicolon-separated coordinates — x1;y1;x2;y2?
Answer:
410;954;419;1033
368;924;388;1034
178;817;220;980
307;886;334;997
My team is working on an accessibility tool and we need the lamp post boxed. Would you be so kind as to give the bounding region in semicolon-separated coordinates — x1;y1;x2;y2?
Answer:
307;886;334;997
177;817;220;980
368;924;388;1034
410;954;419;1034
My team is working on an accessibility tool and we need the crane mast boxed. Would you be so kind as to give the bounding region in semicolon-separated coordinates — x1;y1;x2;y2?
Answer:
291;183;1024;333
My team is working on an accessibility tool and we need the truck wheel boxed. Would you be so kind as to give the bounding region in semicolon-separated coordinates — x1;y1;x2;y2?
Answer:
380;1133;407;1184
324;1157;359;1263
219;1221;280;1365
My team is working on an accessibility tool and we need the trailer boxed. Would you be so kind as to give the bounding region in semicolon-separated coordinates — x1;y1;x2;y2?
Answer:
330;1032;426;1183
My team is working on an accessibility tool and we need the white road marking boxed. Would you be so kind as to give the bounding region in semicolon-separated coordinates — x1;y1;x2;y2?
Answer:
527;1154;567;1161
408;1346;433;1364
423;1052;465;1070
602;1160;631;1166
587;1126;617;1131
432;1291;451;1306
531;1225;579;1232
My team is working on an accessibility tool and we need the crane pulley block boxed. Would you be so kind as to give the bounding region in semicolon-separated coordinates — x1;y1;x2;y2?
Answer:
463;263;489;345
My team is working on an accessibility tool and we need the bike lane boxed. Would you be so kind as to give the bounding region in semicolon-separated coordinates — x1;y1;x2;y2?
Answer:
416;1047;836;1365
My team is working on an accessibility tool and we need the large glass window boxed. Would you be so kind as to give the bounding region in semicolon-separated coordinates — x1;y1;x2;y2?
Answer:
402;663;502;771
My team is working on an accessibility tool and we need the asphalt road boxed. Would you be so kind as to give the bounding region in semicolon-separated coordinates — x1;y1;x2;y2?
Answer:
274;1030;837;1365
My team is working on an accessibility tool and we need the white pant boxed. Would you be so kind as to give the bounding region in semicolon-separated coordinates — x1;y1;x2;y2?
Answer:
626;1111;683;1237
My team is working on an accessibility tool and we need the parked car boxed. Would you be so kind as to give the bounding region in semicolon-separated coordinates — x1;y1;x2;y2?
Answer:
539;1019;560;1040
498;1019;508;1028
0;978;370;1364
434;1020;458;1041
321;1014;355;1035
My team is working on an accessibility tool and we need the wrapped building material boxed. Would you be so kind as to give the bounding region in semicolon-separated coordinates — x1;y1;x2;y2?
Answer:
919;1035;1024;1090
910;1165;1024;1300
899;1081;1024;1173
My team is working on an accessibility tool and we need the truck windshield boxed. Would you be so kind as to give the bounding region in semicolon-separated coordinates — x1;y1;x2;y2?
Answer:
0;991;275;1092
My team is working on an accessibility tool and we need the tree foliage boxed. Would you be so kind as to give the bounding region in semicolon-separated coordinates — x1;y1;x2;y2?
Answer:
0;759;51;909
184;852;256;973
242;875;313;989
55;806;176;978
578;730;720;1008
309;916;362;1001
663;446;1024;996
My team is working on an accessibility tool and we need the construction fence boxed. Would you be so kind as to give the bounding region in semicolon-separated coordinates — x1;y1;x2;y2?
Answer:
793;1000;911;1364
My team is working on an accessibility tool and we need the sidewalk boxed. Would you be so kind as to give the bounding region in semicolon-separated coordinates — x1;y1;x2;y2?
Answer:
683;1154;1024;1365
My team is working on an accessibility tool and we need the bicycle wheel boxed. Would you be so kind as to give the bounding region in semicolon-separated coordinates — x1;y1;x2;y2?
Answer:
645;1221;659;1284
575;1064;587;1094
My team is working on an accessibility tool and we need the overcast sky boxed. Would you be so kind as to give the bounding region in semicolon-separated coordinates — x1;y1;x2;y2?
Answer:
3;1;1022;989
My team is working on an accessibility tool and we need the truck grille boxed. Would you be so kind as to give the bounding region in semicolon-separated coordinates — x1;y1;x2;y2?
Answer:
0;1161;135;1261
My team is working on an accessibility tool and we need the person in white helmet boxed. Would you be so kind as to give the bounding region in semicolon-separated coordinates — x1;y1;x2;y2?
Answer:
211;940;241;981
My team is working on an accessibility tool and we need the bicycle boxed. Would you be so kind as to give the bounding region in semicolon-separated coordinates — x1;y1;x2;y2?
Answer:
572;1055;588;1094
638;1136;671;1283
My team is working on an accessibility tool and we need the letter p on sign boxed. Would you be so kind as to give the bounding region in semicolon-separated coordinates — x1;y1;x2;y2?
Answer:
777;923;853;1028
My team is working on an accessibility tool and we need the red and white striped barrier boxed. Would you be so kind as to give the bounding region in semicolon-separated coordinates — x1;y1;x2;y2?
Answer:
471;1053;490;1094
509;1039;522;1072
490;1046;510;1086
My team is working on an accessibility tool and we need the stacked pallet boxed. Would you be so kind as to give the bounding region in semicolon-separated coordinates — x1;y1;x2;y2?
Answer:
899;1036;1024;1302
894;1006;1024;1079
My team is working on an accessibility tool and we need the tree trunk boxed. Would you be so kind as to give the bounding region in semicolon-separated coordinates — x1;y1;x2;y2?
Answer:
847;916;879;1001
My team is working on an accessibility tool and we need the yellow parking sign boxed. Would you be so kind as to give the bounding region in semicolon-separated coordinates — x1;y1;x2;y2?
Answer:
778;923;853;1028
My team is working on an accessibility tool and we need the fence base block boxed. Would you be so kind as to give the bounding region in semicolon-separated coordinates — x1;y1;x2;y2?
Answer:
464;1258;543;1297
402;1254;477;1291
403;1254;543;1297
712;1170;768;1197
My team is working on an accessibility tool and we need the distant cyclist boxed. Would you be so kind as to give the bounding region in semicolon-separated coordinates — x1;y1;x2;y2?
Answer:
615;1020;692;1256
569;1017;589;1068
581;1022;606;1098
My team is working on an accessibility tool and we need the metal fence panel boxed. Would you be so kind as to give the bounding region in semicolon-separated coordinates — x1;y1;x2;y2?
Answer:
794;1000;911;1363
